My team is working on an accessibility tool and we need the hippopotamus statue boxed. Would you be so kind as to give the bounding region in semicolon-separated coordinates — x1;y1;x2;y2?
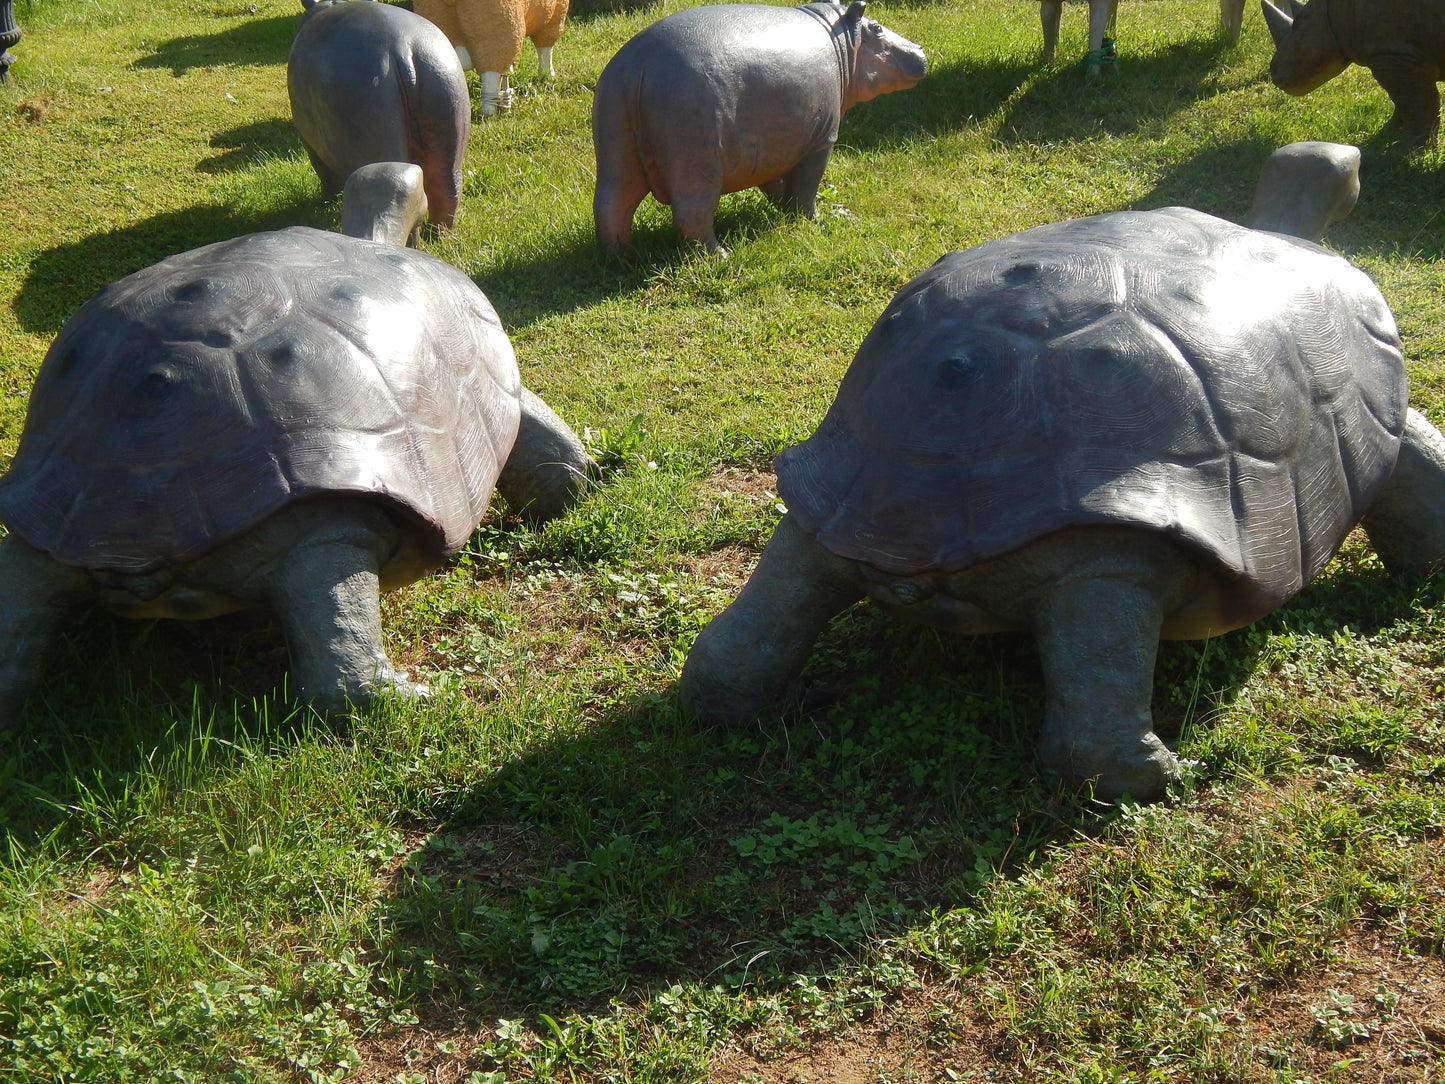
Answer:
288;0;471;230
591;1;928;257
1263;0;1445;150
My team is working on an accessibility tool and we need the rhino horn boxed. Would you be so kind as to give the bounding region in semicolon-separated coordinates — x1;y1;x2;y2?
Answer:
1260;0;1294;46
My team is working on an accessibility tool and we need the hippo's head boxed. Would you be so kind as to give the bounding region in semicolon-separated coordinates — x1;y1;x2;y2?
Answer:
840;1;928;105
1262;0;1350;95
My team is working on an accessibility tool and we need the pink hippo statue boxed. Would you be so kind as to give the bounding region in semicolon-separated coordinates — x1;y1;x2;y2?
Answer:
591;1;927;257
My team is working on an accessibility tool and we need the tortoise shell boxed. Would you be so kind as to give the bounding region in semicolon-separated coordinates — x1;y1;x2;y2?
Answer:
0;227;520;583
777;207;1407;626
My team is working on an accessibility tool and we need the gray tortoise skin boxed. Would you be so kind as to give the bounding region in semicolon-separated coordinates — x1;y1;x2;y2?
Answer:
591;0;927;257
680;204;1445;801
289;0;471;229
0;182;594;720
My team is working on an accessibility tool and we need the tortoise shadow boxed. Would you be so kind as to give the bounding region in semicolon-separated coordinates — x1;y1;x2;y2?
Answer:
1132;135;1445;261
12;200;328;336
361;549;1437;1023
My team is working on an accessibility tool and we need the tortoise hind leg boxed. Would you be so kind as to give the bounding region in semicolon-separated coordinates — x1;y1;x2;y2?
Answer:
679;514;862;725
0;534;92;725
1361;408;1445;576
495;388;597;524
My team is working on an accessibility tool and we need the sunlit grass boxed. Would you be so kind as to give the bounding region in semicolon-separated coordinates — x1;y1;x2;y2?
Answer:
1;0;1443;1079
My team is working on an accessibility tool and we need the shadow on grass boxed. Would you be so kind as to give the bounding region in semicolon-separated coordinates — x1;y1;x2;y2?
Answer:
474;199;792;326
133;11;299;75
364;555;1439;1022
836;31;1242;155
994;36;1241;146
197;118;306;174
1131;131;1445;259
11;199;329;335
0;608;308;842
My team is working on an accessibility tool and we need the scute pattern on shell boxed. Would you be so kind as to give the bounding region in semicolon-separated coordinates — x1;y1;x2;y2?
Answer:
778;207;1407;625
0;227;521;576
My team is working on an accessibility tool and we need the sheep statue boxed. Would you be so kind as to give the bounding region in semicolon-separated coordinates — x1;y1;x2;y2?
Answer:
1042;0;1247;75
413;0;568;116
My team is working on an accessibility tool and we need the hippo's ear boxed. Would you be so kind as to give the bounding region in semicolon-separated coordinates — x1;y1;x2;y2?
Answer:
846;0;867;23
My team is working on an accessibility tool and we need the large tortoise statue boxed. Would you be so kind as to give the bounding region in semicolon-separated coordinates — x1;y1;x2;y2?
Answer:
679;144;1445;801
0;163;595;721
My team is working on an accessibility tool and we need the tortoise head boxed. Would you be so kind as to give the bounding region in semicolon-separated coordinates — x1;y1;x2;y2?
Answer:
1245;141;1360;242
339;162;430;247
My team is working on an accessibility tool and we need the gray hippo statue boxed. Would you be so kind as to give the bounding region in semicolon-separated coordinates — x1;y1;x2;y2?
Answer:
289;0;471;230
0;163;596;722
679;144;1445;801
591;0;927;257
1263;0;1445;150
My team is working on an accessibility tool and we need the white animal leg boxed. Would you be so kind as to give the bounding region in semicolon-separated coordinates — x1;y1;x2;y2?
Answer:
479;70;504;116
536;45;554;79
454;44;474;71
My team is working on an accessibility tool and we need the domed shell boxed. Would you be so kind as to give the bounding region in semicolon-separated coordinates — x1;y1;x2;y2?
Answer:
0;227;521;584
778;207;1407;625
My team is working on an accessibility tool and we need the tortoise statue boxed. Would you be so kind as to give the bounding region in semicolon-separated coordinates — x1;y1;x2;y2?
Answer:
0;163;596;721
679;143;1445;801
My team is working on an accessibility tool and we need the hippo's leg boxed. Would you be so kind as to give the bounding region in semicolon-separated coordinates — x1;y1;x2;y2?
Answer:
591;106;650;255
1371;61;1441;149
1039;0;1062;62
769;147;833;219
671;191;726;256
1031;569;1182;801
0;534;92;726
301;140;346;199
1361;408;1445;575
495;388;597;523
679;515;863;724
241;502;425;713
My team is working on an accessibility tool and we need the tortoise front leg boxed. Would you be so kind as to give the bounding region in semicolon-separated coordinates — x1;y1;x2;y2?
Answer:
257;507;424;713
1031;570;1181;801
1371;58;1441;149
495;388;597;523
679;514;862;725
0;534;92;725
1361;408;1445;575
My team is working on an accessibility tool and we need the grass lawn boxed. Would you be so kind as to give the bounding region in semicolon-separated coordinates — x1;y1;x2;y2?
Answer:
1;0;1444;1080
